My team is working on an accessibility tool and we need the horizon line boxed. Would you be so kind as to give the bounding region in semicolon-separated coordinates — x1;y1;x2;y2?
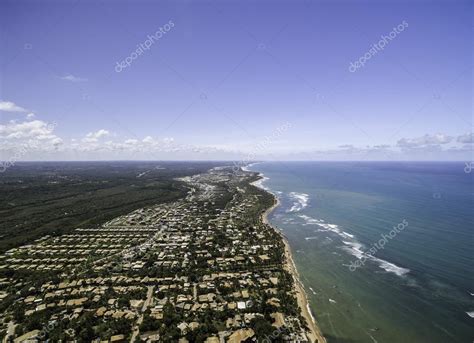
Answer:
10;160;470;163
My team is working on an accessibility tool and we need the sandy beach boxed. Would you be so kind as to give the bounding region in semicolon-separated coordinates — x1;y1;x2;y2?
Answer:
261;192;327;343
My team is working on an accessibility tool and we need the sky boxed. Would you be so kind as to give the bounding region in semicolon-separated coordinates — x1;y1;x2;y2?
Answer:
0;0;472;162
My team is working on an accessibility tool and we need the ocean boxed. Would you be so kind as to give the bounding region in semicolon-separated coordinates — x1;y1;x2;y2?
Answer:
246;161;473;343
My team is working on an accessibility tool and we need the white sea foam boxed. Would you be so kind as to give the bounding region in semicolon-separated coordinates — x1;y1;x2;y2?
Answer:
342;231;355;238
305;236;319;240
376;259;410;276
251;174;269;190
297;211;410;277
300;214;352;240
287;192;309;212
317;222;345;237
342;241;410;276
366;331;378;343
241;162;259;172
298;214;322;225
306;304;316;324
253;175;410;278
342;241;366;259
282;218;296;224
466;311;474;318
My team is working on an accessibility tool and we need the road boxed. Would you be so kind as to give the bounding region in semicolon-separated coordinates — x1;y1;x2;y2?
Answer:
2;321;16;343
130;285;154;343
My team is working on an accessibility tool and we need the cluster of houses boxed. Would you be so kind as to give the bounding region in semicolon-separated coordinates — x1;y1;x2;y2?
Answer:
0;169;312;342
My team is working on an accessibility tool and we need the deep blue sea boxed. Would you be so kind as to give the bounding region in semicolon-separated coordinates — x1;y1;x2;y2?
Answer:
246;161;473;343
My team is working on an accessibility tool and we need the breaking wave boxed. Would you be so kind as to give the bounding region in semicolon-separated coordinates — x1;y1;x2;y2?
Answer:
287;192;309;212
298;213;410;277
341;241;410;277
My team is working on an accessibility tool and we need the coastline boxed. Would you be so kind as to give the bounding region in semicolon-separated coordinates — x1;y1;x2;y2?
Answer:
257;178;327;343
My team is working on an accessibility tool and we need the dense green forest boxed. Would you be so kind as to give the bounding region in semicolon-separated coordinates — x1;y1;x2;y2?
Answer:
0;161;226;252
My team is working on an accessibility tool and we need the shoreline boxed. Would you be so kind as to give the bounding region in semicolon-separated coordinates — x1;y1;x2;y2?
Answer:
257;179;327;343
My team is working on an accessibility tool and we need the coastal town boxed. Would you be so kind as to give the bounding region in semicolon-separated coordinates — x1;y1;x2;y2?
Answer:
0;167;325;343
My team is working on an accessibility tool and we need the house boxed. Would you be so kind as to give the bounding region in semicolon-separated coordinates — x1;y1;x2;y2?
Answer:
66;297;88;307
140;331;160;342
177;322;189;333
13;330;40;343
110;334;126;342
130;299;144;310
267;297;280;307
271;312;285;328
227;329;255;343
188;322;199;331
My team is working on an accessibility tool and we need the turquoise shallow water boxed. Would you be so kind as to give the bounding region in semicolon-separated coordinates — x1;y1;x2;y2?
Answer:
247;161;474;343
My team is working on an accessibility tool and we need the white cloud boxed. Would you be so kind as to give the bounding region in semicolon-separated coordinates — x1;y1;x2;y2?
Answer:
72;134;227;158
0;120;57;140
0;101;27;113
124;139;139;145
338;144;355;150
397;133;453;148
142;136;154;144
457;132;473;144
1;125;471;161
372;144;391;149
0;119;62;159
93;129;110;138
60;74;88;82
163;137;174;144
26;113;36;119
82;129;110;143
